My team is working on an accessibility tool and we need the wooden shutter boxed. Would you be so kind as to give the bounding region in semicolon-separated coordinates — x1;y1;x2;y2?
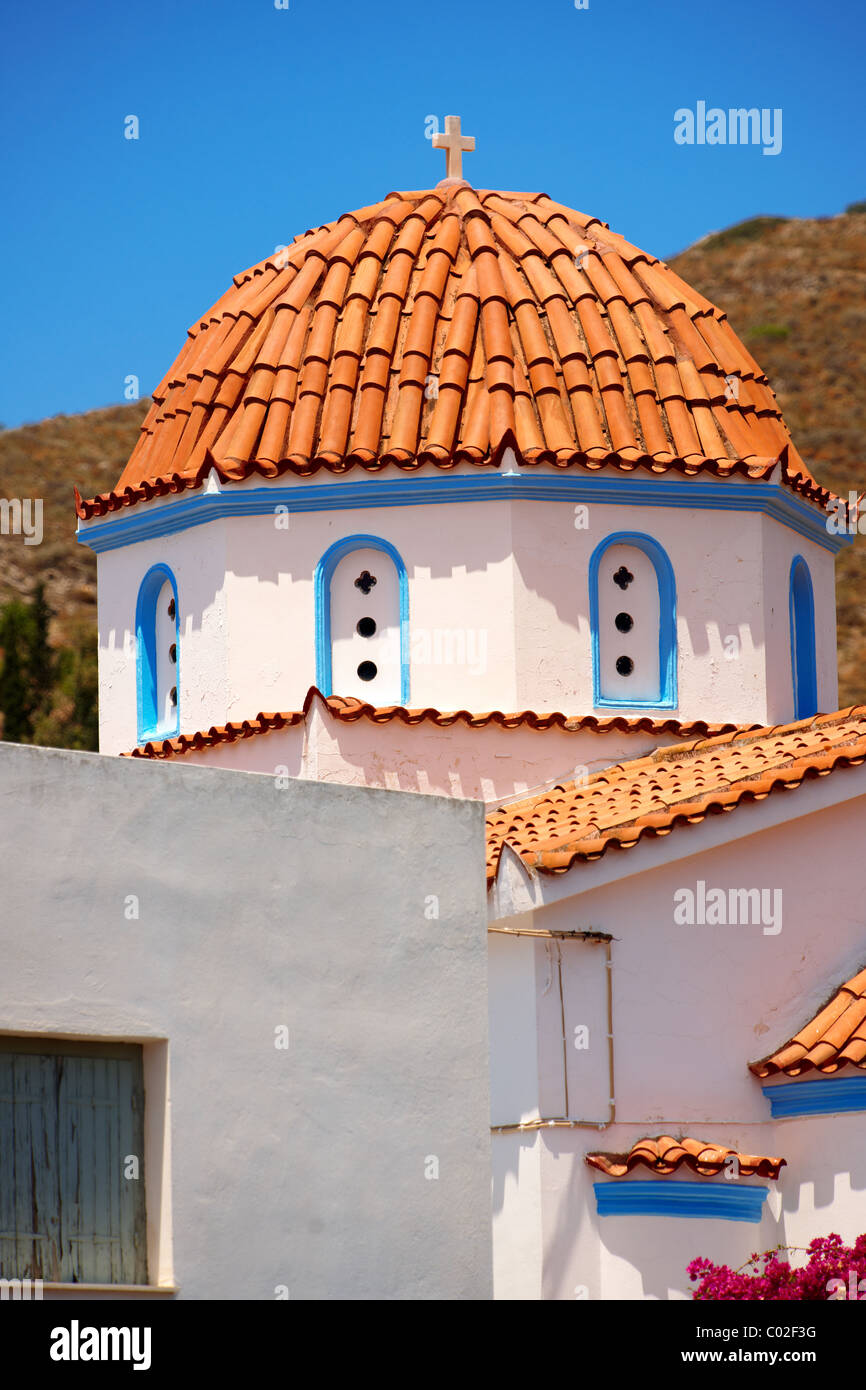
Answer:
0;1039;147;1285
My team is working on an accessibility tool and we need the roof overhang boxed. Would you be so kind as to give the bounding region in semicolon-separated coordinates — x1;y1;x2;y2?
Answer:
76;464;850;555
489;755;866;922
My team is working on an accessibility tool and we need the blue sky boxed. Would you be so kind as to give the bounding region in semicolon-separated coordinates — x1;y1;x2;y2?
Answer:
1;0;862;429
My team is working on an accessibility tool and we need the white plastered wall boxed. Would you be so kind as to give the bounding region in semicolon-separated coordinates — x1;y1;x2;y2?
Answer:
760;516;838;717
140;699;688;801
97;520;230;755
93;481;840;755
489;774;866;1299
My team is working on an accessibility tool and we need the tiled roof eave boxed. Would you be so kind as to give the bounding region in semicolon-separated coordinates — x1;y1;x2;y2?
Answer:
486;708;866;887
124;687;746;759
749;965;866;1077
74;446;826;521
75;185;832;518
586;1136;786;1180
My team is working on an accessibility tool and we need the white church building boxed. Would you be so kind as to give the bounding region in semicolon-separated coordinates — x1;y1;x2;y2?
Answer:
4;122;866;1300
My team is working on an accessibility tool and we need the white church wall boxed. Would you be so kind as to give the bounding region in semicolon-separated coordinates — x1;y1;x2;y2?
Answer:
769;1106;866;1255
91;480;838;755
148;700;685;799
537;789;866;1124
536;1127;784;1301
489;783;866;1298
512;498;773;724
0;742;493;1300
488;930;546;1298
219;500;520;718
488;930;541;1128
97;521;230;755
760;518;838;718
223;513;316;719
491;1133;545;1300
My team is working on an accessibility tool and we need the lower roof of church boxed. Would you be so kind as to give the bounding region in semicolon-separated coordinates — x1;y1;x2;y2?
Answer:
124;692;866;892
486;704;866;884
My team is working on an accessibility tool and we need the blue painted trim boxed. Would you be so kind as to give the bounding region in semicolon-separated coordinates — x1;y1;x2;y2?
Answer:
135;563;180;742
588;531;677;710
762;1076;866;1118
593;1180;769;1222
313;534;410;703
789;556;818;720
76;475;851;554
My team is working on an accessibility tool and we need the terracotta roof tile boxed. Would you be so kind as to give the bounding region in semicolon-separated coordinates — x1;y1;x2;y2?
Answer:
124;686;744;760
76;186;832;518
485;706;866;886
750;966;866;1077
586;1136;786;1180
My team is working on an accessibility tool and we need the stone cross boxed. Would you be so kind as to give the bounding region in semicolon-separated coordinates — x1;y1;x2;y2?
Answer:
432;115;475;180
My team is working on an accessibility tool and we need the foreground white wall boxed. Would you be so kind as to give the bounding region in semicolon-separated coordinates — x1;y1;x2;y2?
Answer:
0;743;492;1300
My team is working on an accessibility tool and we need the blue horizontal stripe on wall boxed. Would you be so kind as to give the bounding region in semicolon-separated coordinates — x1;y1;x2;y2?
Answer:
762;1075;866;1118
593;1180;770;1222
76;474;851;554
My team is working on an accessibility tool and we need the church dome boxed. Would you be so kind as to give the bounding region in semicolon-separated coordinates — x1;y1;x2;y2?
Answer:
78;183;827;518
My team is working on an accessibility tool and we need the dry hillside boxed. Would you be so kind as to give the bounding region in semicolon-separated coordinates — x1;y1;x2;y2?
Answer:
672;205;866;703
0;401;148;645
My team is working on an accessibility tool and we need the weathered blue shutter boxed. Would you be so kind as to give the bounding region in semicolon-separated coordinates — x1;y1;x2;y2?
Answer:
0;1049;60;1280
0;1041;147;1285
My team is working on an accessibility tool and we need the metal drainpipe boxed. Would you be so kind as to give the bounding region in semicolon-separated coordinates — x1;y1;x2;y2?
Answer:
488;927;616;1133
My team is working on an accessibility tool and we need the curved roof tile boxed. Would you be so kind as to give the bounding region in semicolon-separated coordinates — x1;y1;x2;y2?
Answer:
486;706;866;885
750;966;866;1076
124;686;744;759
586;1136;786;1180
76;184;829;518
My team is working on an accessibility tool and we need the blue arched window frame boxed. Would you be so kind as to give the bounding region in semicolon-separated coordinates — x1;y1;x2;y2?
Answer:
588;531;677;710
789;555;817;719
136;563;180;742
314;534;410;703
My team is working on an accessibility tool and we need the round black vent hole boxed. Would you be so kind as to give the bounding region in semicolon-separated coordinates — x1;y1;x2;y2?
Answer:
169;686;178;706
169;643;177;663
615;656;634;676
356;617;377;638
614;613;633;633
357;661;378;682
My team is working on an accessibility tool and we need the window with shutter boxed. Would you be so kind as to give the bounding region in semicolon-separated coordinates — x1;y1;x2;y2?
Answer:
588;532;677;710
0;1038;147;1286
135;563;180;742
789;556;818;719
315;534;410;705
